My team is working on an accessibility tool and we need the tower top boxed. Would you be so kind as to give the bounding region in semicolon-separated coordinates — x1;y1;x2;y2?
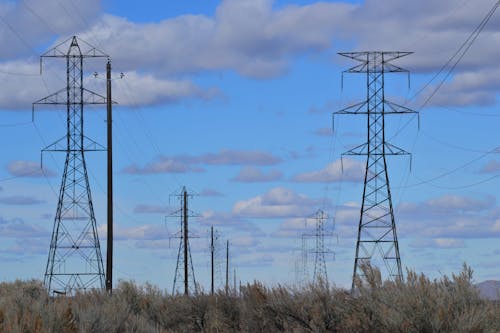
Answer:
41;35;108;59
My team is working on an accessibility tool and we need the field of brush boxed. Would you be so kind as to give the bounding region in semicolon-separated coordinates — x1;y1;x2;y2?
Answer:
0;265;498;333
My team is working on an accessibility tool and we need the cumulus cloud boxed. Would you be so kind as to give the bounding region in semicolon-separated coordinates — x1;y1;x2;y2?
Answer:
200;150;282;166
231;166;283;183
123;158;202;175
274;217;317;238
1;238;47;255
3;0;500;108
0;217;49;238
409;238;466;249
313;127;333;137
133;204;172;214
199;210;265;235
113;71;221;106
97;223;167;241
398;194;499;239
480;160;500;174
292;158;365;183
0;0;101;59
79;0;352;78
0;195;45;205
123;149;282;175
401;194;496;215
7;160;56;178
237;253;274;267
232;187;321;218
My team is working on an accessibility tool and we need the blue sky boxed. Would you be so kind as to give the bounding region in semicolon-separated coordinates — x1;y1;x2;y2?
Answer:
0;0;499;291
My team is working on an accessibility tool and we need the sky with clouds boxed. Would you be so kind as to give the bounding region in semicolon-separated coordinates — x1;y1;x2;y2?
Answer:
0;0;499;290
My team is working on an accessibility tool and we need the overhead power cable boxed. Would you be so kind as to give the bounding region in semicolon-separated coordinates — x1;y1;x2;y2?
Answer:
413;0;500;109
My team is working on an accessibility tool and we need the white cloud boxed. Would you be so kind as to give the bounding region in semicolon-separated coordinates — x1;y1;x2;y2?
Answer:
492;219;500;232
481;160;500;174
123;150;282;175
424;194;495;213
314;127;333;137
231;236;260;247
0;217;49;238
292;158;365;183
97;223;167;241
114;71;221;106
274;217;318;238
200;188;224;197
79;1;352;78
398;194;500;239
7;160;56;178
233;187;320;218
123;158;202;175
0;0;101;59
409;238;466;249
3;0;500;109
133;204;172;214
0;195;45;205
231;166;283;183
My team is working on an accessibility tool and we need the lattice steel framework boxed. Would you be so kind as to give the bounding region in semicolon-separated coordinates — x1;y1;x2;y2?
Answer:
171;187;198;295
312;210;328;283
33;36;109;295
302;209;335;284
334;52;417;291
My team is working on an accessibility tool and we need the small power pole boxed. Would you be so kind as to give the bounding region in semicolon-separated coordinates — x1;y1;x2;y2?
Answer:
334;51;417;292
233;268;237;294
105;59;113;294
211;225;215;295
225;240;229;293
183;189;189;295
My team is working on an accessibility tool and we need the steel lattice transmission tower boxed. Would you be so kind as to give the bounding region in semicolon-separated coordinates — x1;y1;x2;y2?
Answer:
312;209;329;283
33;36;109;295
170;186;198;295
334;52;417;291
302;209;335;284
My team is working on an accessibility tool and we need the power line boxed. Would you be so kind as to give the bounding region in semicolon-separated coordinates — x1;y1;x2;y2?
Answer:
411;0;500;108
389;0;500;142
394;147;498;190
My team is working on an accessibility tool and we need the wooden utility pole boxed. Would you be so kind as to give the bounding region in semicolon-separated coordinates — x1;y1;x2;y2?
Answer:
211;226;215;295
105;59;113;294
225;240;229;293
183;189;189;296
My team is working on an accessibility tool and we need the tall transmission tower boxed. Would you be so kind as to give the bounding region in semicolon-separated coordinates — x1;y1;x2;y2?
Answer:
33;36;109;295
170;186;198;295
302;209;335;284
334;52;417;291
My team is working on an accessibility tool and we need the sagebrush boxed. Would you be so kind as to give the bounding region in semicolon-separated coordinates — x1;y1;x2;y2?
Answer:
0;264;498;332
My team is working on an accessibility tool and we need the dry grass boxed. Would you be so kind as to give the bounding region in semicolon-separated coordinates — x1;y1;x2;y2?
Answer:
0;264;498;332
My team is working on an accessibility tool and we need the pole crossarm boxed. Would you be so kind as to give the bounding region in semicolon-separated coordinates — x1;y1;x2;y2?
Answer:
40;36;108;60
341;142;410;157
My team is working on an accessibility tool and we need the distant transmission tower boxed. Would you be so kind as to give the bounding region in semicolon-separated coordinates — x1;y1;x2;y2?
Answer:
210;226;224;294
302;209;335;284
170;187;198;295
334;52;417;291
33;36;109;295
293;234;309;285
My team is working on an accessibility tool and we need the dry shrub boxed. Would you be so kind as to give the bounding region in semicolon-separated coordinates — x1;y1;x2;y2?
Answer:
0;265;498;332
